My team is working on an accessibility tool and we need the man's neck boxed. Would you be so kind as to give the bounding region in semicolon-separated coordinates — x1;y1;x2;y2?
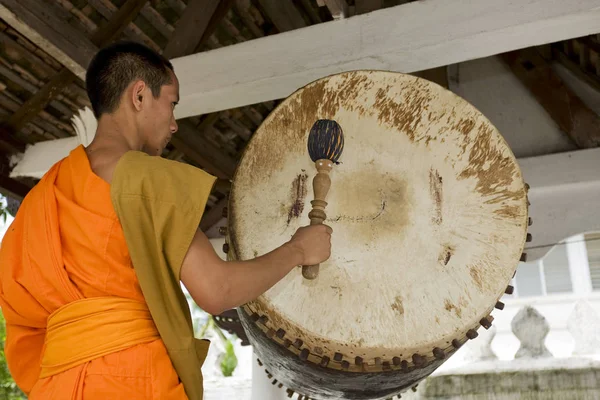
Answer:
85;112;143;184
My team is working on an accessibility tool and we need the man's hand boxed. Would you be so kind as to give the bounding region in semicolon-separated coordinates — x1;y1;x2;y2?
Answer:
288;224;333;266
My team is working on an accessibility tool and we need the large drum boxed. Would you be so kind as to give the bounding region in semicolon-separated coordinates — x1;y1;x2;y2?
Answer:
226;71;529;399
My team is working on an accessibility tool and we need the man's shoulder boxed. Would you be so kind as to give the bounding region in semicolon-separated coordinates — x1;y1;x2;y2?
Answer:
112;151;217;206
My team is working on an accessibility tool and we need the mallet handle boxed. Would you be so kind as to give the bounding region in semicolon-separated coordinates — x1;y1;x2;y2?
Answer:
302;159;333;280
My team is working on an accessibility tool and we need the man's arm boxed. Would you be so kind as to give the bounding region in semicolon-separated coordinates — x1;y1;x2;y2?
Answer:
180;224;332;315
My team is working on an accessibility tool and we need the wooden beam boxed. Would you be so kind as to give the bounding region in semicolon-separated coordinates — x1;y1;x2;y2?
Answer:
412;66;449;89
171;121;236;178
0;0;149;154
0;175;31;200
89;0;149;46
162;0;221;59
0;0;97;80
171;0;600;119
553;46;600;94
257;0;306;32
501;48;600;148
195;0;236;51
319;0;348;19
3;69;73;132
355;0;383;15
200;196;228;231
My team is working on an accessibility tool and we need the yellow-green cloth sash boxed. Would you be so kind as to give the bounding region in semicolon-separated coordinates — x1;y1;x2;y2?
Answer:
110;151;216;400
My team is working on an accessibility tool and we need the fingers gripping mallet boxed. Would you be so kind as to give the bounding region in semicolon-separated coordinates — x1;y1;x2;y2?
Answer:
302;119;344;280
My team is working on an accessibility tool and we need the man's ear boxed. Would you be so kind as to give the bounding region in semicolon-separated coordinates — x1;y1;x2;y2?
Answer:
131;80;147;111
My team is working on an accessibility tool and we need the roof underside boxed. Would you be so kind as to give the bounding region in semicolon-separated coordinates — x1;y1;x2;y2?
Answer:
0;0;599;229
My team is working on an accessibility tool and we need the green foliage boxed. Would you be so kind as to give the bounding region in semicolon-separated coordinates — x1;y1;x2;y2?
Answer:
193;307;239;378
0;310;26;400
219;336;238;377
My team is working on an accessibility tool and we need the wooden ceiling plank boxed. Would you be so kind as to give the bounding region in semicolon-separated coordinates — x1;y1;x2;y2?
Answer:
299;0;323;24
87;0;158;51
257;0;306;32
199;196;228;231
0;0;150;153
162;0;222;59
140;3;175;39
502;48;600;149
0;173;31;200
0;30;59;77
0;0;97;80
355;0;384;14
5;68;74;132
553;46;600;93
164;0;187;15
412;66;449;89
234;0;265;38
196;0;237;51
321;0;348;19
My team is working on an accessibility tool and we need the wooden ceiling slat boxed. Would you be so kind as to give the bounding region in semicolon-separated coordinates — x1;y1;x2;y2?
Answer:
0;30;58;78
0;0;152;196
257;0;306;32
162;0;221;59
299;0;323;24
0;0;98;79
163;0;187;16
355;0;384;14
4;69;74;132
140;3;174;39
233;0;265;38
87;0;160;52
0;174;33;200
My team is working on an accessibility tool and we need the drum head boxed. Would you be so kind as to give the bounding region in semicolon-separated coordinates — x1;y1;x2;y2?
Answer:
229;71;528;372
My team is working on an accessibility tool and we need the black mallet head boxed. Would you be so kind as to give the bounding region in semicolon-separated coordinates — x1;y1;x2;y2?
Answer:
307;119;344;164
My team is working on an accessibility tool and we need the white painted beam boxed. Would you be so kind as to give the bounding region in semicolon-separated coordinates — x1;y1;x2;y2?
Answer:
172;0;600;119
9;108;96;180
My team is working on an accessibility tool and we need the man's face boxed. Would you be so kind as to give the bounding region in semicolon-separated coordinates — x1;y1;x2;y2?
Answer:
140;70;179;156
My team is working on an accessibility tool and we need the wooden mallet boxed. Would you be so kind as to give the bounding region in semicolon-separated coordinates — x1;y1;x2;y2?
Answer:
302;119;344;280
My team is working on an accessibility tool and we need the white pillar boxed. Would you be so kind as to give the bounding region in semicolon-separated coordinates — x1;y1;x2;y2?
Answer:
566;234;593;295
250;354;285;400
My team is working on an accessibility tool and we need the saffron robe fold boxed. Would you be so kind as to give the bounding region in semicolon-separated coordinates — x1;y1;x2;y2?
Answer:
0;145;215;399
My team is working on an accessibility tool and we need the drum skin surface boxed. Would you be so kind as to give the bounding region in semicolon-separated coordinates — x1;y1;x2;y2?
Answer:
228;71;529;399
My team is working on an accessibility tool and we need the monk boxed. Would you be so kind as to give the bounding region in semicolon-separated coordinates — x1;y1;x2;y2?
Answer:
0;41;332;399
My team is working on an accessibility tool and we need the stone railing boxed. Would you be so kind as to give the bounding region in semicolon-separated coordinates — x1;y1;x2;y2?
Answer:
411;300;600;400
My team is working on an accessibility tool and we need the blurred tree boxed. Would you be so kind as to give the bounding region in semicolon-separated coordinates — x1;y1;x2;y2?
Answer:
0;310;26;400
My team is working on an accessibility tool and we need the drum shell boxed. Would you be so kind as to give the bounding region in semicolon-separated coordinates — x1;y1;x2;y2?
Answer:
238;307;447;400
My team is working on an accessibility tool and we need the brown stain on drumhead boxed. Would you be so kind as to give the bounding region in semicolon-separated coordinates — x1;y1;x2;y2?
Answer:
438;244;454;266
494;204;521;219
458;124;521;204
444;299;462;318
328;167;413;245
429;169;443;225
391;296;404;316
372;79;433;142
287;172;308;224
470;266;484;291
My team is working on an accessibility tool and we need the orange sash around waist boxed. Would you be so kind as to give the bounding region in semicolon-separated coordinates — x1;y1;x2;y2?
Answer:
40;297;160;378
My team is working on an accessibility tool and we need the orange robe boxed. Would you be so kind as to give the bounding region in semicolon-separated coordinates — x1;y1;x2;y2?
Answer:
0;145;188;399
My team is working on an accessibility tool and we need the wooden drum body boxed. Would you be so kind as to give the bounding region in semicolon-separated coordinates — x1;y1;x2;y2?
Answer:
227;71;529;399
